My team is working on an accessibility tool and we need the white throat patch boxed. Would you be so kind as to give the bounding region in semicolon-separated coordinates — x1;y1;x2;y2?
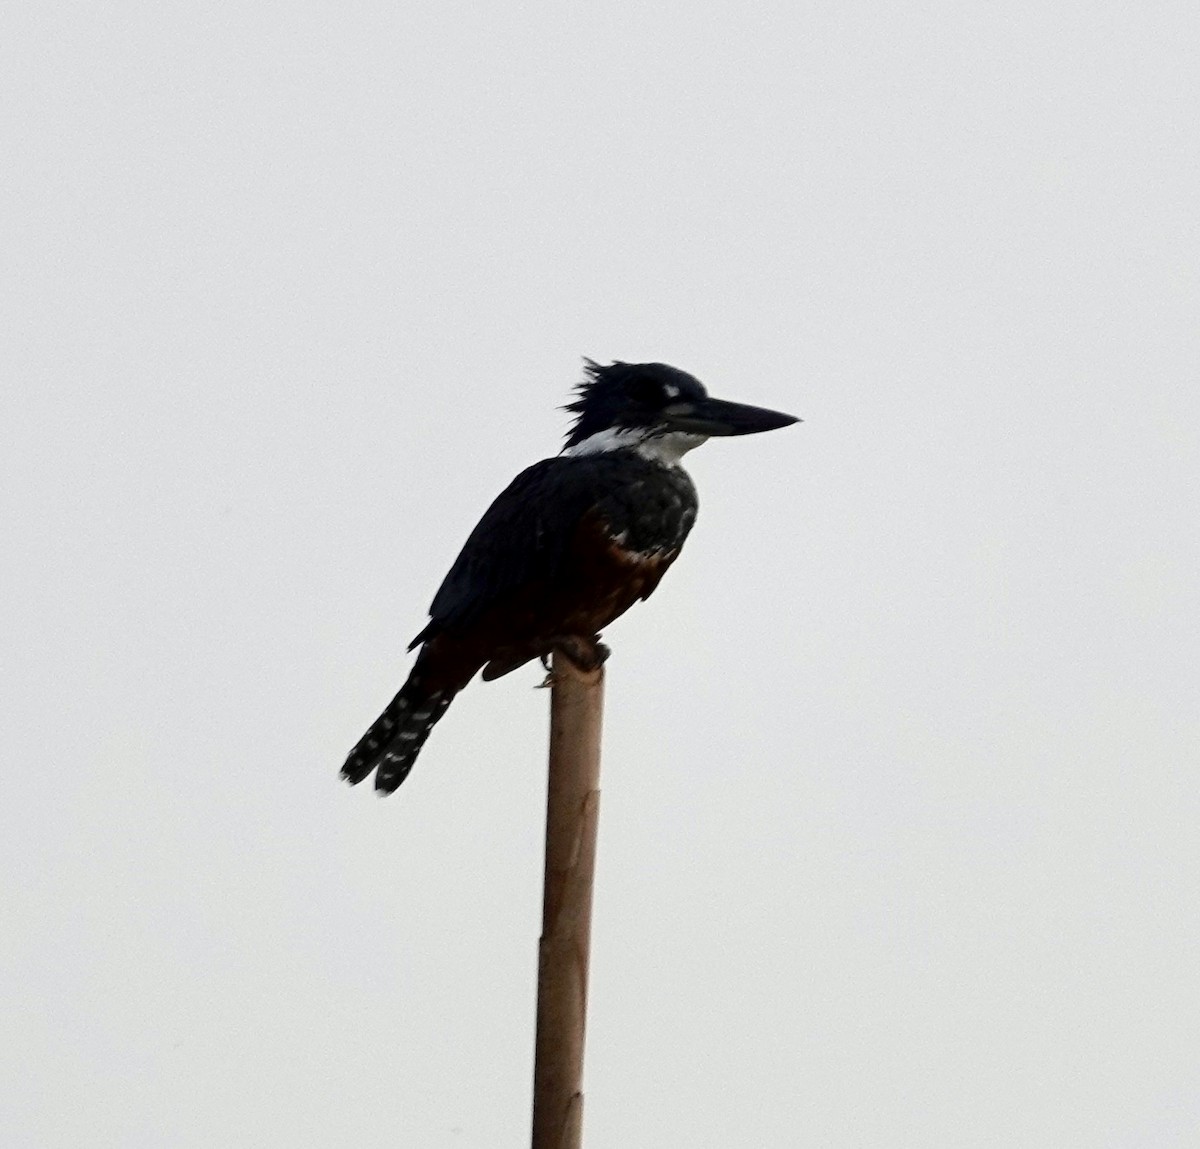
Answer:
562;427;708;466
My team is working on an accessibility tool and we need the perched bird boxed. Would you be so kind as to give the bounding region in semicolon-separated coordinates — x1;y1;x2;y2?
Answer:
342;360;799;793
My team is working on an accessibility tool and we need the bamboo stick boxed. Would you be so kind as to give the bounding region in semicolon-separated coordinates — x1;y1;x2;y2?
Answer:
531;652;605;1149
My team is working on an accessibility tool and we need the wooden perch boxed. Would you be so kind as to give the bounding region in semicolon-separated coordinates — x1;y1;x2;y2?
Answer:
531;652;606;1149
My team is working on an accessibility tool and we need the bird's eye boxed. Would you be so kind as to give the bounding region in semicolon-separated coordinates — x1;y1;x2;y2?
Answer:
627;375;667;406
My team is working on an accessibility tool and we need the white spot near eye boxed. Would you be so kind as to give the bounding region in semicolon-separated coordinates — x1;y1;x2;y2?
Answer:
664;384;680;398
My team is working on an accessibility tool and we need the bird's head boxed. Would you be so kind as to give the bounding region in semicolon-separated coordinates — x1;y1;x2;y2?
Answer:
563;360;799;463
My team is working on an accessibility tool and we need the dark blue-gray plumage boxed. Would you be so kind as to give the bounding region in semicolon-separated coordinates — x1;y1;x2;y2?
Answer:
342;360;798;793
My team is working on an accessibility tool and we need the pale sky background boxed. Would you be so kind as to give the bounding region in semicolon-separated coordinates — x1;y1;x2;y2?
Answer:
3;3;1198;1147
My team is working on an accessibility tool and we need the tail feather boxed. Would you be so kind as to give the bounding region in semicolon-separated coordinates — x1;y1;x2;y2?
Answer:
341;678;455;793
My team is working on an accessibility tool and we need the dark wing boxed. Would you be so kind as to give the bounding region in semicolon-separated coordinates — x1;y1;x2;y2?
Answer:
408;457;612;649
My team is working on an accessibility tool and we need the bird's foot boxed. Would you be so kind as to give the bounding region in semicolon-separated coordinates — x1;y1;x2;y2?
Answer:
534;637;609;687
552;635;610;673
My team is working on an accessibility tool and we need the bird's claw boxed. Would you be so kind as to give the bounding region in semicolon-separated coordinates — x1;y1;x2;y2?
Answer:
535;653;556;689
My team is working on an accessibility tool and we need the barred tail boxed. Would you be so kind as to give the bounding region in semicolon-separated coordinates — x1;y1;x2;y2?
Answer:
340;673;455;794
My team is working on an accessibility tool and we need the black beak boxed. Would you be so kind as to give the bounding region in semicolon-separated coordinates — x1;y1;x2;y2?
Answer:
663;396;800;437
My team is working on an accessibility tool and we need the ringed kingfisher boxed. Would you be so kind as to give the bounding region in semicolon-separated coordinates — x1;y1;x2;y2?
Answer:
342;359;799;794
